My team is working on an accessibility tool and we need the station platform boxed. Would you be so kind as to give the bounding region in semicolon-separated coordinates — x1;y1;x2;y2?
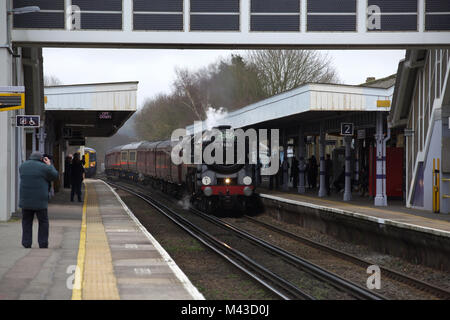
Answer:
258;188;450;236
0;179;204;300
257;187;450;270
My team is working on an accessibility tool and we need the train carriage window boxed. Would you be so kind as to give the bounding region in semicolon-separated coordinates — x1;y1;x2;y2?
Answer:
129;151;136;162
121;152;128;162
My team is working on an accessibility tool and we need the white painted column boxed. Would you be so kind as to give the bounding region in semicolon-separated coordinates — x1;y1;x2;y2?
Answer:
343;136;352;201
282;129;289;191
318;125;327;197
297;126;305;194
0;1;14;221
374;113;387;206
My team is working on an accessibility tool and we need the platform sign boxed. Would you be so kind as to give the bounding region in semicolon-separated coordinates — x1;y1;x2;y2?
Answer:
0;93;25;112
69;138;86;146
98;111;113;120
341;123;354;136
377;100;391;108
357;129;366;139
16;115;40;128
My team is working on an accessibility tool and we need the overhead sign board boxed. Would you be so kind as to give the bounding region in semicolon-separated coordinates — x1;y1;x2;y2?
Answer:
0;93;25;112
341;123;354;136
16;115;40;128
69;138;86;146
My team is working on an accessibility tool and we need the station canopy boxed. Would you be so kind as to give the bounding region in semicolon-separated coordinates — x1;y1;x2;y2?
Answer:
44;81;137;138
187;77;395;134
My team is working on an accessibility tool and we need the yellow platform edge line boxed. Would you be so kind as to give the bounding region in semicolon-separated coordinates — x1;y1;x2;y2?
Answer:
72;182;88;300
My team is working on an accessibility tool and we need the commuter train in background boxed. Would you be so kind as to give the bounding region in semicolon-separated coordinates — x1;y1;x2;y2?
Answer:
105;126;257;214
80;147;97;178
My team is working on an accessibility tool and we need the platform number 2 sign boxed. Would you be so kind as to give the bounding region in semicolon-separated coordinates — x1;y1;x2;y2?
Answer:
341;123;354;136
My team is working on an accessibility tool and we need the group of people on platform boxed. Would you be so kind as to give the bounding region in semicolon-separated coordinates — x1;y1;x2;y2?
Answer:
64;153;86;202
277;154;369;197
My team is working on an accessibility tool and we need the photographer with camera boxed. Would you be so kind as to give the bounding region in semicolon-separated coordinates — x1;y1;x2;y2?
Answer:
19;151;59;249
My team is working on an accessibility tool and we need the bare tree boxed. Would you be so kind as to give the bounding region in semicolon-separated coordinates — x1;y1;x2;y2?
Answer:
246;50;340;96
44;75;63;86
173;67;210;121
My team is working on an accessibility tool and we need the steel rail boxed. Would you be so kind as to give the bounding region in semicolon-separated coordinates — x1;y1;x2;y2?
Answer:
104;180;314;300
188;207;386;300
244;215;450;300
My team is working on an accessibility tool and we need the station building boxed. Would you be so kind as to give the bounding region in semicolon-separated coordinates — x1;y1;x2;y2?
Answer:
390;49;450;214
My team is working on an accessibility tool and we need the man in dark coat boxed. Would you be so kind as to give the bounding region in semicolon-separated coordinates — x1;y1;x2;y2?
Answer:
308;156;318;189
291;156;299;189
64;154;72;189
19;151;59;248
71;153;85;202
325;154;333;195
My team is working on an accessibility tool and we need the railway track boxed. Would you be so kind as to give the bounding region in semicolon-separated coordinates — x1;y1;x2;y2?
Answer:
104;179;386;300
242;215;450;300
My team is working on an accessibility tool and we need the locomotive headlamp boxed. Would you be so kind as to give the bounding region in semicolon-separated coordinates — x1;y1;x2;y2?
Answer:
225;178;231;185
243;176;252;186
202;176;212;186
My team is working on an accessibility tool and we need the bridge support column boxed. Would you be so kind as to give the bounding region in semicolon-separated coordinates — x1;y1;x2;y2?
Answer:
0;1;14;221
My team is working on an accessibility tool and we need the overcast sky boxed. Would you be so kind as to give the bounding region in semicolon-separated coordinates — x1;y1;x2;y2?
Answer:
43;48;406;109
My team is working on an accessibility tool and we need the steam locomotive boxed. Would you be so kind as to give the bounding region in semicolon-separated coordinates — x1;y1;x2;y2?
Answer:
105;126;257;214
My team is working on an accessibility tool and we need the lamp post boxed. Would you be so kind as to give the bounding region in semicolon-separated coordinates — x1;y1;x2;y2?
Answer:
2;6;41;55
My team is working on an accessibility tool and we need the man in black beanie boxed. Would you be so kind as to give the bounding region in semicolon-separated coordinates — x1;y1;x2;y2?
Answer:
19;152;59;248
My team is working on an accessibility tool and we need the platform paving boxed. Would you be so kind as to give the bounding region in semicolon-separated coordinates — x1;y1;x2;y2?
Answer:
0;179;204;300
0;187;82;300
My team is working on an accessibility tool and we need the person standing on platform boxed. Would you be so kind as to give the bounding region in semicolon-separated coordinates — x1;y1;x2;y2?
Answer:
359;166;369;197
325;154;333;196
291;156;299;189
19;152;59;249
64;154;72;189
70;153;85;202
308;155;318;190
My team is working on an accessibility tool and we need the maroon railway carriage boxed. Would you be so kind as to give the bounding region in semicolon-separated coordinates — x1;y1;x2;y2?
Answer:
105;146;122;176
105;127;257;214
